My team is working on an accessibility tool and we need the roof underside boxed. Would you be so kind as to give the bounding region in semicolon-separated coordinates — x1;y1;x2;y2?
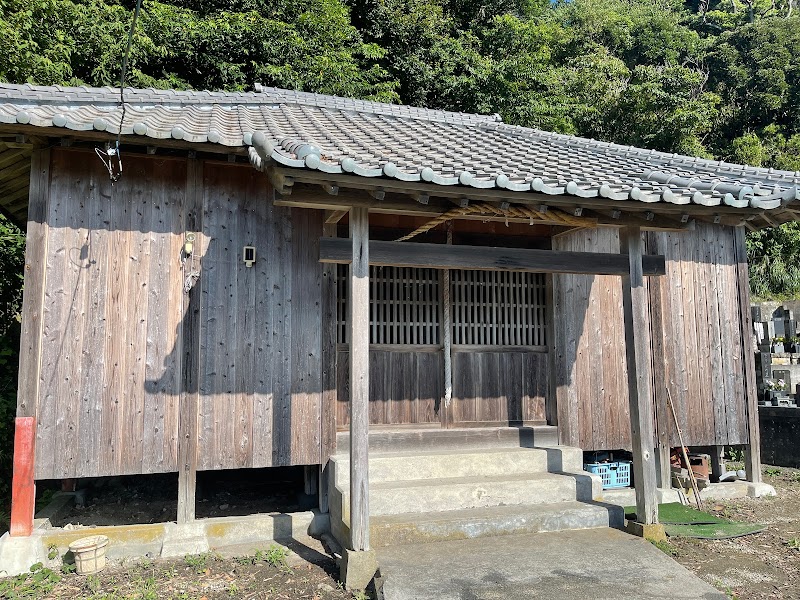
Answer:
1;83;799;229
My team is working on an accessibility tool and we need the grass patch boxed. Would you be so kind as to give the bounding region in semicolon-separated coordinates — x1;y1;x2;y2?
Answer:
626;502;765;540
650;538;679;557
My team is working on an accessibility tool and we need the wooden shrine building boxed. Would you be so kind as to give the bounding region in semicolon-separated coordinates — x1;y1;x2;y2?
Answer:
2;84;799;580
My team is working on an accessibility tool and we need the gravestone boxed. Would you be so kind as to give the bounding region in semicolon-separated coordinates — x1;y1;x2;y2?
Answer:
773;369;792;394
774;318;786;338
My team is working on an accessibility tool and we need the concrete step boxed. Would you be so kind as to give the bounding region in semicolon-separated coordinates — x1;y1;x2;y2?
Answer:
368;501;625;547
336;425;559;454
332;447;551;487
339;472;578;518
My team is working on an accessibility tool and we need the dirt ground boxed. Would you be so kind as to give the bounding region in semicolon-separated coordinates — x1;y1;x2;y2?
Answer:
0;543;359;600
670;465;800;600
50;468;316;528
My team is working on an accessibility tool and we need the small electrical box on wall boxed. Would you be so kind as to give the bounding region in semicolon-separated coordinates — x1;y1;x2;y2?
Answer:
243;246;256;267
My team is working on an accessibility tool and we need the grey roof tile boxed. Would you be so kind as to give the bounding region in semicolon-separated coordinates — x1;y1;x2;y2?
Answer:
1;82;799;209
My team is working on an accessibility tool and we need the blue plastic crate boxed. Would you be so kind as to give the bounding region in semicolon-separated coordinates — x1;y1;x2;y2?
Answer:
584;461;632;489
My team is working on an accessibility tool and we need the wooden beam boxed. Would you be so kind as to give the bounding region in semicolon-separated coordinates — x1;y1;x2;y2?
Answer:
324;209;348;224
320;238;667;276
620;226;659;526
735;226;762;483
177;159;203;524
349;207;370;551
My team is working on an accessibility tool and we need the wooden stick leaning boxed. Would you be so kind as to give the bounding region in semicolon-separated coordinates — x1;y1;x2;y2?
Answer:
666;387;704;511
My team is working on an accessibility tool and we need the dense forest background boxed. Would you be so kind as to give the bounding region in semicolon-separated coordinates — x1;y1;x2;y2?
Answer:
0;0;800;520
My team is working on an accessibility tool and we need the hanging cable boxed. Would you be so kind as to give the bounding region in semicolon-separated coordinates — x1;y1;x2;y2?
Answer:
97;0;143;182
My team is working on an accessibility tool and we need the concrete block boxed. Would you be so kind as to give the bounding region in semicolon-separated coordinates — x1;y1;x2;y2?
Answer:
747;482;777;498
161;522;208;558
557;470;602;501
339;548;378;591
540;446;584;472
42;523;166;560
0;532;47;576
623;521;667;543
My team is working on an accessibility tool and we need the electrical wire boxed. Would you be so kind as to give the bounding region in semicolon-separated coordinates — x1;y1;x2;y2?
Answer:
96;0;143;181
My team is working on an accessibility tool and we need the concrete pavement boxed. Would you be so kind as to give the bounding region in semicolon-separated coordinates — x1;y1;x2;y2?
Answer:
376;528;727;600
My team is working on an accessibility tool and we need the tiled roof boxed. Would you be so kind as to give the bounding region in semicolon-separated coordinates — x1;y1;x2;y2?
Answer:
1;82;799;210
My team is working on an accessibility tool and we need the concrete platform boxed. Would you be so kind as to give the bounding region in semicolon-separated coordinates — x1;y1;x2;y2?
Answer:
376;528;728;600
600;481;776;507
0;510;328;576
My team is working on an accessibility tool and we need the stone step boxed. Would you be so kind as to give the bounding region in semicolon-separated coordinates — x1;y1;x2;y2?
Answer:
336;425;559;454
367;501;625;547
330;501;624;549
332;447;552;487
338;472;577;518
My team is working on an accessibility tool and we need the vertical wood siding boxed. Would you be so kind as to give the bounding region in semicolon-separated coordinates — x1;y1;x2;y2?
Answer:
196;163;324;470
648;224;749;447
31;151;328;479
552;228;630;450
450;351;547;425
35;149;186;479
553;224;750;451
336;349;442;427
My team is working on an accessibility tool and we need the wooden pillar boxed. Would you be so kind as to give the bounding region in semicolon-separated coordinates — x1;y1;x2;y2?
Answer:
441;222;453;426
710;446;725;483
656;444;671;489
10;417;36;536
734;226;762;483
349;207;370;551
11;148;51;537
319;221;338;514
620;226;659;525
177;159;203;524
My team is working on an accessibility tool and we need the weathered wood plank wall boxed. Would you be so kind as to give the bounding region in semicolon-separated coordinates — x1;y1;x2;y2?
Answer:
552;228;630;450
450;350;547;425
29;150;329;479
336;349;442;427
35;149;186;479
195;163;324;470
553;224;750;451
648;224;749;447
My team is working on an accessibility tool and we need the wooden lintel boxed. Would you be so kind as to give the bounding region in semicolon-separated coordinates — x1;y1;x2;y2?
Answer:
324;209;348;224
320;238;666;276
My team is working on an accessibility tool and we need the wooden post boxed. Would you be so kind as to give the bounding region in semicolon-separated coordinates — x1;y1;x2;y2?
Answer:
656;444;671;489
177;159;203;524
10;417;36;536
620;226;659;525
349;207;370;551
734;226;762;483
710;446;725;483
442;222;453;425
319;221;338;513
